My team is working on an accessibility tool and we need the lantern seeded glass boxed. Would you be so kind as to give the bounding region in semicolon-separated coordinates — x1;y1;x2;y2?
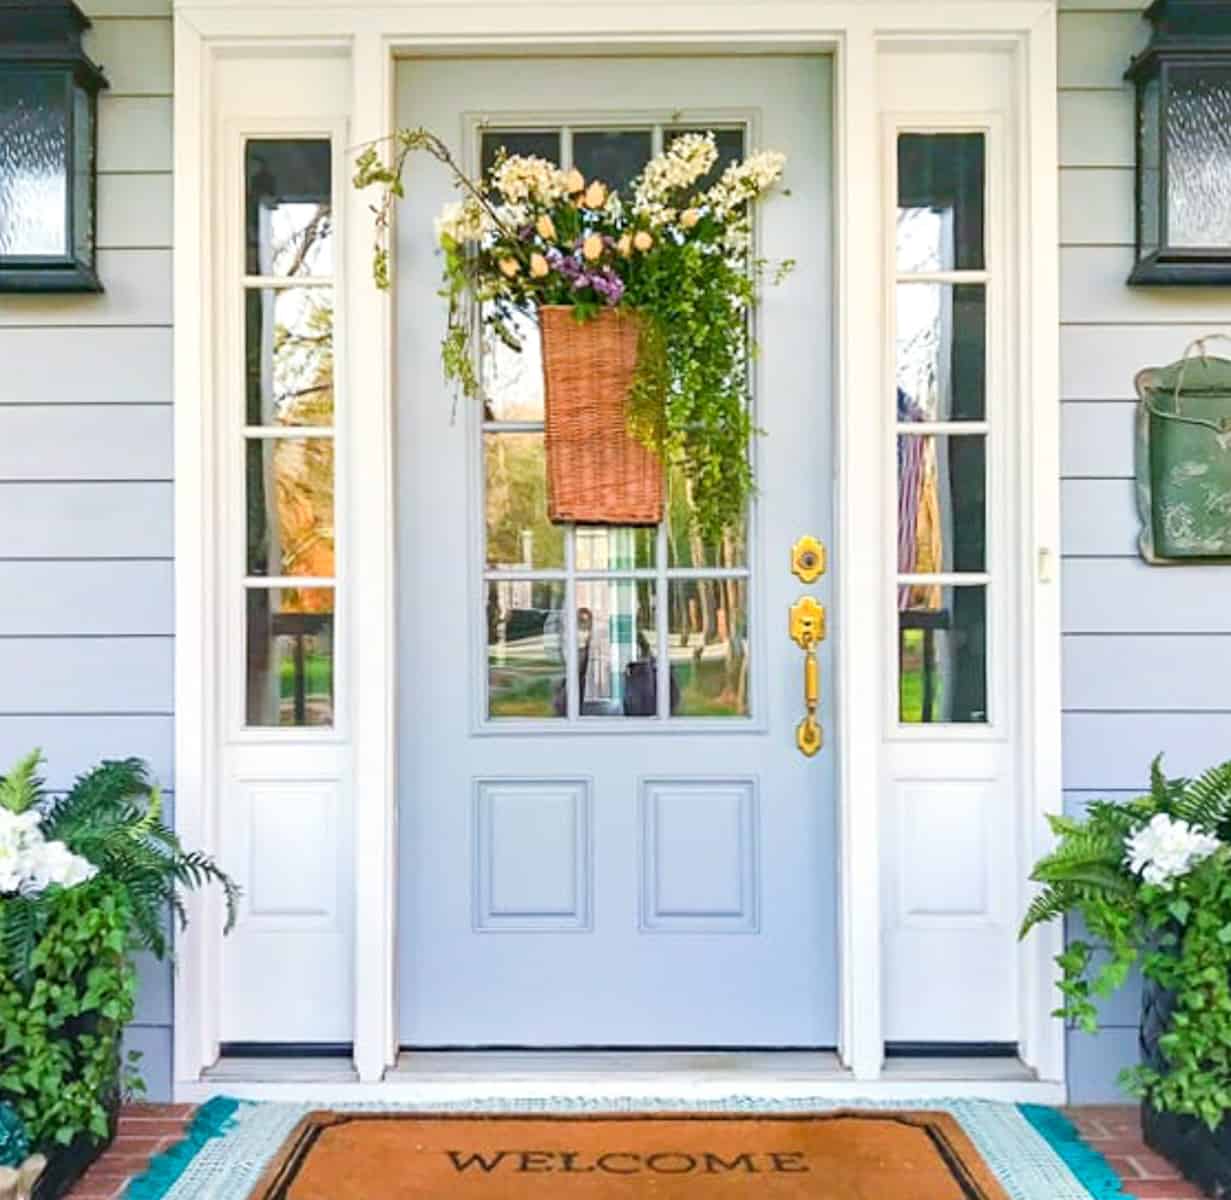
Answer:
1127;0;1231;285
0;2;108;292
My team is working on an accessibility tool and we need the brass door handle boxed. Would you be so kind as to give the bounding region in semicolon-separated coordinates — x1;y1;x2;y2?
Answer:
789;597;826;757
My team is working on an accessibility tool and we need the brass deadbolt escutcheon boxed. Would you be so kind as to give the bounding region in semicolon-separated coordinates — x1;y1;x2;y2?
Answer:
789;596;827;649
791;535;827;584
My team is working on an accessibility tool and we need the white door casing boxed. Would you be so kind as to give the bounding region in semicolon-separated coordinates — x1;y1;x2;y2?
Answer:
171;0;1062;1090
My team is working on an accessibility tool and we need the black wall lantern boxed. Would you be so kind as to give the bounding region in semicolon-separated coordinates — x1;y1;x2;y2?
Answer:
0;0;109;292
1126;0;1231;286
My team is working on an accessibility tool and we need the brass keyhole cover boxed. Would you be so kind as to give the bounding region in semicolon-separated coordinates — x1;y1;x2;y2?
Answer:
791;536;827;584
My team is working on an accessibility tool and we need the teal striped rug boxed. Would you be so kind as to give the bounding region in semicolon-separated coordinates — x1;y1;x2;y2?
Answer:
125;1096;1130;1200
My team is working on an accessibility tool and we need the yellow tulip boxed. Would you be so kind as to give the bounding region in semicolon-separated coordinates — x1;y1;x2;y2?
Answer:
498;257;521;278
680;208;701;229
584;181;608;209
582;234;604;262
535;214;556;241
633;230;654;253
616;233;633;258
564;168;585;194
529;252;550;278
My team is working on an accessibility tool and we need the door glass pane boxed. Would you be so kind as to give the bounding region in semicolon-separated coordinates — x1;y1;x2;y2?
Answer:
481;130;562;179
897;133;985;272
246;437;335;577
897;434;986;574
575;526;655;571
575;580;658;717
669;578;750;717
573;130;652;194
485;432;565;570
482;306;544;422
246;287;334;426
245;139;332;277
896;284;986;422
898;585;987;724
667;468;747;568
0;72;67;256
486;580;566;719
1165;67;1231;248
246;586;334;727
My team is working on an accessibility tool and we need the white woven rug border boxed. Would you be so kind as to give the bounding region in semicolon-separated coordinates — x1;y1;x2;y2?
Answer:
155;1096;1098;1200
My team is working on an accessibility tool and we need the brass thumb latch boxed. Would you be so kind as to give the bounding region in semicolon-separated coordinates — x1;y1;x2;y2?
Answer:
789;596;826;757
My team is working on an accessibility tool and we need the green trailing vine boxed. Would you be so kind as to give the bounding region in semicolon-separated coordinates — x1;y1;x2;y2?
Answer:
1022;756;1231;1129
354;127;791;542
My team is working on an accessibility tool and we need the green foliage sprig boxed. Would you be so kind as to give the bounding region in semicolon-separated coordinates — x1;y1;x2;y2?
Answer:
1021;756;1231;1128
0;878;136;1149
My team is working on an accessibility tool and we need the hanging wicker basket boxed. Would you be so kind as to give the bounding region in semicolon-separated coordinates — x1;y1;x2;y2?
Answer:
539;304;664;526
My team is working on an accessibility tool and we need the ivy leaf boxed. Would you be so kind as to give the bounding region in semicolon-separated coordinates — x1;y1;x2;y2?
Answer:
1169;899;1192;925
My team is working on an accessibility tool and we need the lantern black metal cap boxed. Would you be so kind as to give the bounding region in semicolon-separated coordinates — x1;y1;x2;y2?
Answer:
0;0;107;90
1126;0;1231;81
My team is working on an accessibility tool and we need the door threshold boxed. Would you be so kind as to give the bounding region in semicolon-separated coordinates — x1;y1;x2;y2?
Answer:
184;1050;1062;1105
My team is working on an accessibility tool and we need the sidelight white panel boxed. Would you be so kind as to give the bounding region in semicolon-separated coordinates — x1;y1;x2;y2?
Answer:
246;783;338;923
898;782;990;920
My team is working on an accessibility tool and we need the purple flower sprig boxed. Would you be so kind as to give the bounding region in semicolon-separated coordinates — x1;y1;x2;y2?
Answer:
545;248;624;306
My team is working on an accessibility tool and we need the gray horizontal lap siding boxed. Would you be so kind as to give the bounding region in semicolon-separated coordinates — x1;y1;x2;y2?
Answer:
1;0;175;1099
1058;1;1231;1101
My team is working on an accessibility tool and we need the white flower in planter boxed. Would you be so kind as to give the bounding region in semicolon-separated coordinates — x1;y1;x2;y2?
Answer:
1126;812;1222;889
0;807;95;898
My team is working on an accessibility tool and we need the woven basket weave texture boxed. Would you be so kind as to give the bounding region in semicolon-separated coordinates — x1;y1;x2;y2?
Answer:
540;305;664;525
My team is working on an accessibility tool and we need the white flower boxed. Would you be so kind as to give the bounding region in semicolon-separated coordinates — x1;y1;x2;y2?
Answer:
704;149;787;218
1125;812;1222;889
0;807;96;897
633;132;718;212
433;197;490;246
490;155;567;205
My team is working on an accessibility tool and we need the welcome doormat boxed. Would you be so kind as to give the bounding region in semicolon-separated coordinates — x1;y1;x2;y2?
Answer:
125;1098;1131;1200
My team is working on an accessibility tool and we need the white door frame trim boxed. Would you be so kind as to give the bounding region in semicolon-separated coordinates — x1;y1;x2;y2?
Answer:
172;0;1063;1091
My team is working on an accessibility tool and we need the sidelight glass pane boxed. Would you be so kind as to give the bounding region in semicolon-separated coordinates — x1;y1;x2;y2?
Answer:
669;578;750;718
481;130;561;179
898;585;987;725
0;72;68;256
1165;67;1231;249
574;580;658;717
246;438;335;577
575;526;655;571
246;287;334;426
482;306;544;422
896;284;986;422
667;468;747;568
484;432;565;570
896;133;985;273
573;130;652;194
246;586;334;727
245;139;332;276
897;434;986;574
486;580;566;719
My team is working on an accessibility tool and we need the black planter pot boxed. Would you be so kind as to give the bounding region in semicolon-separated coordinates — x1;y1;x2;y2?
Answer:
1140;975;1231;1199
30;1090;119;1200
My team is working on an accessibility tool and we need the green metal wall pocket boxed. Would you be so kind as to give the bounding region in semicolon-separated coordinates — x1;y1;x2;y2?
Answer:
1135;335;1231;563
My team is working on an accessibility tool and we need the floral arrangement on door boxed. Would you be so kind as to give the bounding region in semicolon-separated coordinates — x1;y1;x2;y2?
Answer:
354;129;790;540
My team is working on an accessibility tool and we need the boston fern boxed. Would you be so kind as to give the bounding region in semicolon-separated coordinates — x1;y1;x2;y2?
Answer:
0;750;239;983
1021;755;1231;1129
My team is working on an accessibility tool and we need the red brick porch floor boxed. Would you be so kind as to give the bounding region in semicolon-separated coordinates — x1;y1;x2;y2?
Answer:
64;1103;1206;1199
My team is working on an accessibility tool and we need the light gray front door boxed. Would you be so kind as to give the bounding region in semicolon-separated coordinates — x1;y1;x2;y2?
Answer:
395;55;836;1047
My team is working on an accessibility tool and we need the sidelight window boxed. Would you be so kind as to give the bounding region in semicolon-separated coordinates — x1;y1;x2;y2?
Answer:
241;138;337;728
894;132;990;726
480;123;753;724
